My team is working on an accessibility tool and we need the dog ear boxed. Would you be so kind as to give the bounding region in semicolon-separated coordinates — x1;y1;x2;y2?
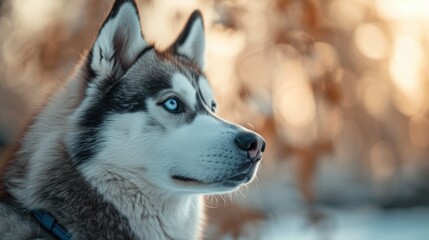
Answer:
88;0;147;79
171;10;205;69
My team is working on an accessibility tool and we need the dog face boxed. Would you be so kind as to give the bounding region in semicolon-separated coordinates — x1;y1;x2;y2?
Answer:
67;0;265;194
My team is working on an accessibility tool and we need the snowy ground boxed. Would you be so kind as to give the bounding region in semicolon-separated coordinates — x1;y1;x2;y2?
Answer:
235;207;429;240
215;205;429;240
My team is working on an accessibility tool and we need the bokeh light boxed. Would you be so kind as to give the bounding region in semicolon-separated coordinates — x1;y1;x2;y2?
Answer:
1;0;429;239
354;23;388;60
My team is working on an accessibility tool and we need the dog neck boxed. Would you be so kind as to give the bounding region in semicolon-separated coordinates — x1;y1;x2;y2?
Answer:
6;139;203;239
81;164;204;240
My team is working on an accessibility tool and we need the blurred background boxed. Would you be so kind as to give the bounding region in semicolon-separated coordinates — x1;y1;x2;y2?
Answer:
0;0;428;239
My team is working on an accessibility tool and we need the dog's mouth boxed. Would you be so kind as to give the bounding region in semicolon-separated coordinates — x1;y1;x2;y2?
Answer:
171;171;254;187
171;160;261;189
172;175;207;185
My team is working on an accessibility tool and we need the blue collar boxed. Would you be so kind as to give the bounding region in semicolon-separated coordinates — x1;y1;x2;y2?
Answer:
31;209;73;240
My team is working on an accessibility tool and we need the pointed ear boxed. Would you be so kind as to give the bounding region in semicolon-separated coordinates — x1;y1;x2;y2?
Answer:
89;0;147;78
171;10;205;69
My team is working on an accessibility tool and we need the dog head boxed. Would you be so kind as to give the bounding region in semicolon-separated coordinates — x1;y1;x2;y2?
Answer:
67;0;265;194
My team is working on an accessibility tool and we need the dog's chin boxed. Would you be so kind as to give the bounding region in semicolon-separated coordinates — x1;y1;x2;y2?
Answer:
171;164;259;193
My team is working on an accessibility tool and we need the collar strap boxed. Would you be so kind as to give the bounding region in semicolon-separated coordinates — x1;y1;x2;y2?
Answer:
31;209;73;240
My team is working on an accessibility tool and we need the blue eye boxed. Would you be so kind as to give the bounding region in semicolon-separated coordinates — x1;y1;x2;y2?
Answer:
164;98;178;111
162;97;182;113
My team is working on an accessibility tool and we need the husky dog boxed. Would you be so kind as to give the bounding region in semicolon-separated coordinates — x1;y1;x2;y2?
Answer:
0;0;265;239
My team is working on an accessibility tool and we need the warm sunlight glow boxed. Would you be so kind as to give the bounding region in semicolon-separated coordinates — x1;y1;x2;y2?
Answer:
274;60;315;129
13;0;62;33
280;86;315;128
354;23;388;60
389;34;424;115
376;0;429;20
363;82;389;120
389;35;423;94
329;0;367;29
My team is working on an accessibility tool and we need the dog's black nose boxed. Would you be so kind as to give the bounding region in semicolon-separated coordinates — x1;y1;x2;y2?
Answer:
235;132;266;158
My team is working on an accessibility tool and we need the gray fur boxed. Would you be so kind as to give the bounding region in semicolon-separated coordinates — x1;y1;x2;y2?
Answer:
0;201;52;240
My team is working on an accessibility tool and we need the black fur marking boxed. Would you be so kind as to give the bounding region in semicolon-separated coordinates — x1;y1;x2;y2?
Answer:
99;47;103;63
134;46;154;63
73;64;172;164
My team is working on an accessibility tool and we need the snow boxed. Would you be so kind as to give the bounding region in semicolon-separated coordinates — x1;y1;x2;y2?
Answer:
253;207;429;240
216;207;429;240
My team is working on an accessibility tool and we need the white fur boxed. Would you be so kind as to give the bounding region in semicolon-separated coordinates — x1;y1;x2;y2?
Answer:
171;73;198;109
82;109;252;194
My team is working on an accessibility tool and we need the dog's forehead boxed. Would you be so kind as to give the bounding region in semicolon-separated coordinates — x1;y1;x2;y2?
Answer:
131;50;213;103
170;73;214;110
171;73;197;106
